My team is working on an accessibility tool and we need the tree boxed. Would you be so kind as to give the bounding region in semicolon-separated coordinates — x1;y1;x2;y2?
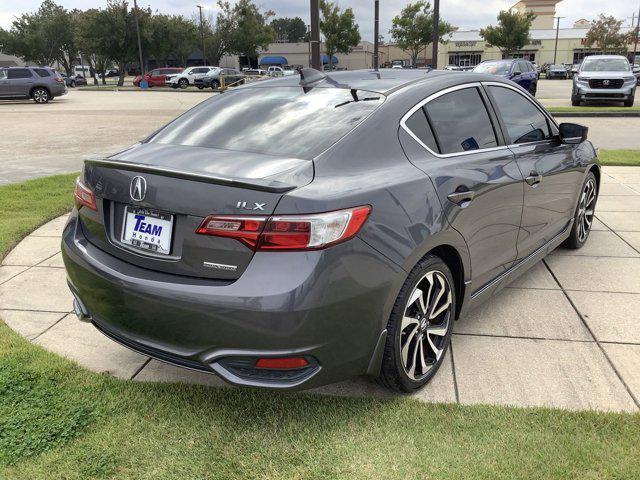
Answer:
225;0;275;66
2;0;76;72
480;10;536;57
271;17;307;43
319;1;361;69
585;15;633;53
76;8;113;85
147;14;198;67
390;1;453;66
99;0;151;86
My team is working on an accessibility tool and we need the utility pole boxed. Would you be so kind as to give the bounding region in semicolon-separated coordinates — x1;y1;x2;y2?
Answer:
197;5;206;66
431;0;440;68
553;16;564;64
310;0;321;70
633;3;640;64
307;24;311;67
373;0;380;70
132;0;145;75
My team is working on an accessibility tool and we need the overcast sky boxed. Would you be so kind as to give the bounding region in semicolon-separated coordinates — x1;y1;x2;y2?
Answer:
0;0;637;41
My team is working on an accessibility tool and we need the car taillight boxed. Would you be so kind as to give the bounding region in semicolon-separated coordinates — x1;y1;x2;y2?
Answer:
74;178;97;211
196;205;371;251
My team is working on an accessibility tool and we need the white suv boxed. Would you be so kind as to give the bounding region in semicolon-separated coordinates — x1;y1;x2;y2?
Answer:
267;66;297;77
168;66;216;89
572;55;636;107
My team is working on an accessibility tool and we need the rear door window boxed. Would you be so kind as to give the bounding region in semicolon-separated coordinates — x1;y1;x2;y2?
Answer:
7;68;32;79
423;87;498;154
34;68;51;77
488;85;552;144
149;87;385;159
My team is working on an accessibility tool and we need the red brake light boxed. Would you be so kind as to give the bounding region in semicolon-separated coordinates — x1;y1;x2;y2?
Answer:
196;206;371;251
255;357;309;370
74;178;97;211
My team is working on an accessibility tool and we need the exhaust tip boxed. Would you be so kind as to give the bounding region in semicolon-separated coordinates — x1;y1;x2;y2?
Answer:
73;297;91;322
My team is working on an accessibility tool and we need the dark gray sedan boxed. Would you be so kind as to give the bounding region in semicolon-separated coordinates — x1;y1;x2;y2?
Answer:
63;69;599;392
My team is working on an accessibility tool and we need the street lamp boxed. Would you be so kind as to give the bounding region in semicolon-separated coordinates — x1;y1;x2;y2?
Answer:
132;0;145;75
633;3;640;64
431;0;440;68
197;5;206;66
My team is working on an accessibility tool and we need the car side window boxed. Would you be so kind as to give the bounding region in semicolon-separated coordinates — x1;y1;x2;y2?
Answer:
404;107;439;153
512;62;522;74
423;87;498;154
0;69;7;80
488;85;551;144
34;68;51;77
7;68;33;79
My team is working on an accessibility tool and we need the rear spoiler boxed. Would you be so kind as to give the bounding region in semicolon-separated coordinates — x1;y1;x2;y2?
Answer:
84;158;297;193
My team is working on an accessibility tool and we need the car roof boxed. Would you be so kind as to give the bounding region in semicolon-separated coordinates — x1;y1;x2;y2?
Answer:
249;68;461;94
583;55;628;60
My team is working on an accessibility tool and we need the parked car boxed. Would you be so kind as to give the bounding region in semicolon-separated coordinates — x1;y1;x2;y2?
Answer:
267;66;297;77
546;64;568;79
168;66;216;89
568;63;581;79
200;67;245;89
99;69;119;78
134;67;183;87
473;59;538;95
0;66;66;103
243;69;268;76
61;73;87;87
443;65;463;71
63;68;599;393
633;63;640;86
531;62;541;78
571;55;636;106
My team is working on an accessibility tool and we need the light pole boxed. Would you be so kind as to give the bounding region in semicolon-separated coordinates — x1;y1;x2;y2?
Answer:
633;3;640;65
373;0;379;70
307;24;311;67
431;0;440;68
553;16;564;64
197;5;206;66
132;0;145;75
310;0;321;70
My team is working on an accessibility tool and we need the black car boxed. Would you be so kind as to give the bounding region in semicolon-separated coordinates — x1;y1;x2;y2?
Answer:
61;73;88;87
63;69;599;392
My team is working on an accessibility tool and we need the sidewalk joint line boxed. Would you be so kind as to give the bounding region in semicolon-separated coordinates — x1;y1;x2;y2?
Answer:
449;339;460;404
594;214;640;256
453;332;594;344
543;259;640;409
30;313;68;342
130;357;152;380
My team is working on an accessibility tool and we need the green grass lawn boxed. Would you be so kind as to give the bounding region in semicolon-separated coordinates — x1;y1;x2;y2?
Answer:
599;150;640;166
1;175;640;479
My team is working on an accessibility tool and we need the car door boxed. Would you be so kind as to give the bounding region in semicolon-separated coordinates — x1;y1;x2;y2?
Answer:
484;82;582;259
400;84;524;296
147;69;161;86
509;62;526;89
6;68;34;97
0;69;9;97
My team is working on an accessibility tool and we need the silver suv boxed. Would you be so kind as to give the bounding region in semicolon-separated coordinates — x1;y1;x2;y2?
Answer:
0;66;67;103
572;55;636;107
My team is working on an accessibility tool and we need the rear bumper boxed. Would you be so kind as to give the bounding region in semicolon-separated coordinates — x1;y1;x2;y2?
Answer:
62;210;404;389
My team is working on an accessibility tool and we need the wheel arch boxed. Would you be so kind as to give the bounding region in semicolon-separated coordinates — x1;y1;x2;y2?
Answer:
588;163;601;191
29;85;51;98
425;244;466;320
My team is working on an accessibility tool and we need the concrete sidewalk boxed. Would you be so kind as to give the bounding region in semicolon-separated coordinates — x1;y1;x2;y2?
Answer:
1;166;639;412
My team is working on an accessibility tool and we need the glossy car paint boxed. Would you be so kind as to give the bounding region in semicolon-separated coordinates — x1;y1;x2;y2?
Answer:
474;60;538;92
62;69;599;389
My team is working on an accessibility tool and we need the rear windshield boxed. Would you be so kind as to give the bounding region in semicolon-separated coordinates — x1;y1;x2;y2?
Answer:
149;87;385;159
473;61;511;75
581;57;629;72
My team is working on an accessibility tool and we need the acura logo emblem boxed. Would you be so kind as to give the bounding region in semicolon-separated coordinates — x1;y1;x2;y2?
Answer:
603;79;610;86
130;176;147;201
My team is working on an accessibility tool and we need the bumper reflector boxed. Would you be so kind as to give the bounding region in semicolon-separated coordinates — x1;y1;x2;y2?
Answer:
255;357;310;370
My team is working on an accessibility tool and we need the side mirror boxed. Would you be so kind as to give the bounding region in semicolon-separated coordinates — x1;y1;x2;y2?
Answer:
559;122;588;144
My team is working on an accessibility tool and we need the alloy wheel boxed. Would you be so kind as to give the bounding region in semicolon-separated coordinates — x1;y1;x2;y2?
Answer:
577;178;596;243
400;271;453;381
33;89;49;103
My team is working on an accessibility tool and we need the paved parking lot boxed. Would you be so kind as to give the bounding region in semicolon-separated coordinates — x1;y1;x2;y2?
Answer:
0;85;639;184
1;166;639;412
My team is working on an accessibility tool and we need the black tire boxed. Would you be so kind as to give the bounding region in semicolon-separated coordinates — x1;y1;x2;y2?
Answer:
178;78;188;89
197;85;204;90
70;80;75;88
571;91;581;106
529;82;537;96
31;87;50;104
378;255;456;393
563;171;598;249
211;79;220;90
624;94;635;107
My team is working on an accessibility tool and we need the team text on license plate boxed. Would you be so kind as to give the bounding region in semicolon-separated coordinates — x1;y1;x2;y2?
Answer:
121;207;173;255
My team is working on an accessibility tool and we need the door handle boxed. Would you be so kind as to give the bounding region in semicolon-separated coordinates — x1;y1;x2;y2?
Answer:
447;188;475;206
525;171;542;187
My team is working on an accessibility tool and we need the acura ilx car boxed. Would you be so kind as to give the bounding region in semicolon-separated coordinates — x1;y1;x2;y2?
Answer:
63;68;599;392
